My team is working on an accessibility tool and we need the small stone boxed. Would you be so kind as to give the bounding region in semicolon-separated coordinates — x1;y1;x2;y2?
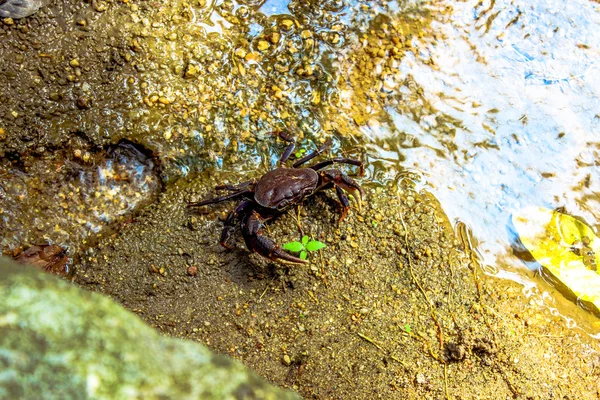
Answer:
158;97;170;105
280;19;293;30
3;18;14;25
187;266;198;276
0;128;5;140
269;32;280;44
70;59;80;68
282;354;291;366
93;1;108;12
257;40;270;52
76;96;91;109
184;64;199;78
300;30;312;39
245;52;260;62
234;48;247;58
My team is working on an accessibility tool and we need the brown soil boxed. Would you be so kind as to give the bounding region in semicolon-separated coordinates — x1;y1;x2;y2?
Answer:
73;172;600;399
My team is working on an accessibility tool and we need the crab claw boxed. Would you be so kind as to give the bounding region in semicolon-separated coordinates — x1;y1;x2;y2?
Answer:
342;185;363;211
322;169;364;211
242;211;308;264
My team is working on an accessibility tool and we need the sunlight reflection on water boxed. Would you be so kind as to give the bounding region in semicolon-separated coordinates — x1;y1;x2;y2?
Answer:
365;0;600;276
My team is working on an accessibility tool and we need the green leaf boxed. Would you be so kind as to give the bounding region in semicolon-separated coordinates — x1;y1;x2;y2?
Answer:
404;324;411;333
512;207;600;310
302;235;309;246
300;250;307;260
306;240;326;252
283;241;304;253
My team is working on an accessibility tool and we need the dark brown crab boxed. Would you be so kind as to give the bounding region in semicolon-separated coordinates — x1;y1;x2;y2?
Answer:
188;132;364;264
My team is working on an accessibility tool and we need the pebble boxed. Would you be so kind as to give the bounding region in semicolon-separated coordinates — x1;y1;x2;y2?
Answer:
70;59;80;68
269;32;280;44
234;48;247;58
282;354;291;366
280;19;293;30
187;266;198;276
76;96;91;109
300;30;312;39
257;40;270;52
185;64;199;78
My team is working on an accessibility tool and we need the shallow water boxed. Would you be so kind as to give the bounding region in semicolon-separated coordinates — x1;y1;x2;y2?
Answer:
353;0;600;329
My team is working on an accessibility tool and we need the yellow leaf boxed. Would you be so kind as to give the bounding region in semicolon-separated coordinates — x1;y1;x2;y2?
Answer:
512;207;600;310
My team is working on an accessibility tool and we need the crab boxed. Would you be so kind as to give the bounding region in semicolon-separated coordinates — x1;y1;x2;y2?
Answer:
188;132;364;264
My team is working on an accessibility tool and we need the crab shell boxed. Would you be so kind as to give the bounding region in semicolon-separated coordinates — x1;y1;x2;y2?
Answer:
253;168;319;211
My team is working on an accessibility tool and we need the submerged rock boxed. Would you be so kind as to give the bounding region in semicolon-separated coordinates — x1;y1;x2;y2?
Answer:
0;257;299;400
0;0;49;19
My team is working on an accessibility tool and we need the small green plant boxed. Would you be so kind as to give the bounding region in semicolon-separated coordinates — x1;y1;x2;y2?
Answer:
294;148;307;159
283;235;326;260
404;324;412;334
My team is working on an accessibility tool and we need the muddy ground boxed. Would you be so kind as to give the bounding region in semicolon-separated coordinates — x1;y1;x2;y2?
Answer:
70;172;600;399
2;0;600;399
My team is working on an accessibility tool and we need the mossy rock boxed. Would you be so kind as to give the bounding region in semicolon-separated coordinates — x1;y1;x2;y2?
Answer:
0;257;299;400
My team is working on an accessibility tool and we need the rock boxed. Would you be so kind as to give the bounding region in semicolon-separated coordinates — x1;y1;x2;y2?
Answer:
0;0;50;19
257;40;270;52
0;257;300;399
187;265;198;276
76;96;92;109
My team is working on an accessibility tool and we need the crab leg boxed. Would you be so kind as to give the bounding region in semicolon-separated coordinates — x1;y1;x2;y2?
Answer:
242;211;308;264
309;157;364;176
335;185;351;222
220;200;254;249
188;189;252;207
215;180;255;191
292;139;333;168
268;131;296;165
